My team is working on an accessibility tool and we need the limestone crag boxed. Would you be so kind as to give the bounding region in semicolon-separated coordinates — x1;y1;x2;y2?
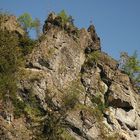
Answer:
0;15;24;36
0;13;140;140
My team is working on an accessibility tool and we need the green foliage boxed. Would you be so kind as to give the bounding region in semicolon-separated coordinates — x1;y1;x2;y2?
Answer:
88;51;100;63
17;13;34;32
34;83;81;139
33;18;41;38
26;91;45;116
119;51;140;92
0;27;37;117
0;29;23;98
39;111;65;140
18;13;41;38
0;31;21;73
13;88;45;118
84;51;100;68
62;92;79;110
13;98;26;117
61;80;84;111
19;35;36;55
58;10;69;24
34;94;66;139
0;75;17;99
91;95;108;113
58;10;74;25
17;14;37;55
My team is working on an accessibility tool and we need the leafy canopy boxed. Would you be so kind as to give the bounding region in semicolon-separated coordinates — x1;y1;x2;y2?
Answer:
17;13;33;32
18;13;41;37
119;51;140;92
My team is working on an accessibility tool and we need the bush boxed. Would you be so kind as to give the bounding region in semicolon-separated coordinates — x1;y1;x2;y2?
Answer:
119;51;140;92
0;30;23;99
58;10;74;25
13;98;26;117
84;51;100;68
62;92;79;110
91;95;107;113
19;35;36;55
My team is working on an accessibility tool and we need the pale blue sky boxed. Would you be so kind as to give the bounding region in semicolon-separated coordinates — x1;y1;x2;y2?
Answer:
0;0;140;60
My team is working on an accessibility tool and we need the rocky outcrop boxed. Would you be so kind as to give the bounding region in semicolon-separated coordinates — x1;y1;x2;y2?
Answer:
0;12;140;140
0;116;32;140
87;25;101;51
0;14;24;36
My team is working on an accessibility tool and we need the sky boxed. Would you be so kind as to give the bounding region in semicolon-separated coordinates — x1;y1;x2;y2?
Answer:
0;0;140;60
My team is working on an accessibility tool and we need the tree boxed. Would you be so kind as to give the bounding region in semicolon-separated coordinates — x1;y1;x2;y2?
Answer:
0;29;23;98
119;51;140;92
17;13;34;33
33;18;41;38
18;13;41;38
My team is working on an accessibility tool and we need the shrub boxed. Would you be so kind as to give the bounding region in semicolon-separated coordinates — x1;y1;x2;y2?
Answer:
119;51;140;92
62;92;79;111
0;29;23;99
91;95;108;113
58;10;74;25
19;35;36;55
13;98;26;117
85;51;100;67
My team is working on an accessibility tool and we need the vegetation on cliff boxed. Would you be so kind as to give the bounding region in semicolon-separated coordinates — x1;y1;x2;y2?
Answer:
0;29;22;99
18;13;41;37
119;51;140;92
0;10;140;140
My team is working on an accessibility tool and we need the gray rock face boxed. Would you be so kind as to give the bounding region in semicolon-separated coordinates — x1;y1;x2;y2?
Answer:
22;13;140;140
1;13;140;140
27;30;85;89
87;25;101;51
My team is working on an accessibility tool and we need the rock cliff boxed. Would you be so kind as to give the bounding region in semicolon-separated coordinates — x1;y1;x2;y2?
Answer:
0;13;140;140
0;14;24;36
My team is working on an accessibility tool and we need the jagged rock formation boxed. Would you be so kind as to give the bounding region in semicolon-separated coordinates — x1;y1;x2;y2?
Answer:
0;13;140;140
0;14;24;36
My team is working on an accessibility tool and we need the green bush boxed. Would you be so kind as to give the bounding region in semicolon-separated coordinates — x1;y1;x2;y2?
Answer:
83;51;100;68
119;51;140;92
19;35;36;55
91;95;107;113
13;98;26;117
0;29;23;99
62;92;79;110
58;10;74;25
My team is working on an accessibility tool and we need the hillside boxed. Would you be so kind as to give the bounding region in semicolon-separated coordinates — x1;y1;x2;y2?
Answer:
0;12;140;140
